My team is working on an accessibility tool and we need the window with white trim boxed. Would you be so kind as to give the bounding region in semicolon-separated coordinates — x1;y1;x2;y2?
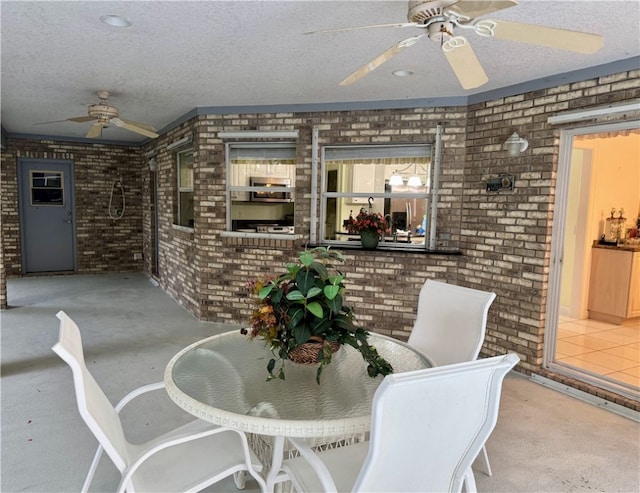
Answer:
226;142;297;233
321;144;432;248
176;148;194;228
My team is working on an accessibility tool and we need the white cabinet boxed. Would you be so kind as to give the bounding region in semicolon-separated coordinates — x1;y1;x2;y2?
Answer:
230;164;250;201
588;247;640;324
349;164;385;204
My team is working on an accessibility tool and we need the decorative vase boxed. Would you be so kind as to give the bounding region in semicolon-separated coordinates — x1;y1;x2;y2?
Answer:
359;230;380;250
288;337;341;365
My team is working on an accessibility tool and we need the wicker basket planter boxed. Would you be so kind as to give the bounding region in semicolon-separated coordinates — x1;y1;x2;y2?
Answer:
288;337;341;365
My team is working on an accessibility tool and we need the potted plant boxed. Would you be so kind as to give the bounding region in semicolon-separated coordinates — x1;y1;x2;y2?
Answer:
345;207;390;249
242;246;393;383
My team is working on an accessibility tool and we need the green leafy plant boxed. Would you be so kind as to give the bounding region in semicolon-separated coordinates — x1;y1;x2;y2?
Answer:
242;246;393;383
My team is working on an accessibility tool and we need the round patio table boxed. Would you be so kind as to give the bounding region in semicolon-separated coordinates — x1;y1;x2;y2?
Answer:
164;330;433;490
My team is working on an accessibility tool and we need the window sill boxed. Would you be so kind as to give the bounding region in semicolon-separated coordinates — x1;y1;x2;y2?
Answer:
172;224;194;232
221;231;301;241
316;242;461;255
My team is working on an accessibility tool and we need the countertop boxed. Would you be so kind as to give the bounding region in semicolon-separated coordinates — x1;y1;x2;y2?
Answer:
592;242;640;252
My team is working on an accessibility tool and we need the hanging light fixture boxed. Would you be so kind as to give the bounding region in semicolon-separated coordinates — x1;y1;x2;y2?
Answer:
389;172;404;186
389;162;426;187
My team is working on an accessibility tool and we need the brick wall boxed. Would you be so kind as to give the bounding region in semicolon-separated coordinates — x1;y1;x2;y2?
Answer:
142;108;467;338
0;138;144;283
463;70;640;409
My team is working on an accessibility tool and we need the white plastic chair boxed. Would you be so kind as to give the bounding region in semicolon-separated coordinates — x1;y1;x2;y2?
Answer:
407;279;496;477
279;353;519;493
52;310;266;493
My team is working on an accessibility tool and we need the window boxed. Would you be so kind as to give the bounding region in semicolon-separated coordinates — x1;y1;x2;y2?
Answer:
30;170;64;205
177;148;194;228
226;143;296;234
321;144;432;248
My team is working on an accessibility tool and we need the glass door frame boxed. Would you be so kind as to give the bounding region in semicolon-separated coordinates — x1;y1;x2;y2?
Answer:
544;119;640;401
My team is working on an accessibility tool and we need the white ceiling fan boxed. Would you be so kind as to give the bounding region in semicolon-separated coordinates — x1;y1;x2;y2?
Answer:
36;90;159;139
307;0;604;90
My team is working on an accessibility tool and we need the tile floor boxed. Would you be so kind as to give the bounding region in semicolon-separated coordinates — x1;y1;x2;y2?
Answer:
556;316;640;389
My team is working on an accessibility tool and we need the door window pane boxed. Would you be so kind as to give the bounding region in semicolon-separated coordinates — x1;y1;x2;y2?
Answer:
30;171;64;205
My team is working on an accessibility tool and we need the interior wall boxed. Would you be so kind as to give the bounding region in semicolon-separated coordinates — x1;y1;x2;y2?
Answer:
576;134;640;240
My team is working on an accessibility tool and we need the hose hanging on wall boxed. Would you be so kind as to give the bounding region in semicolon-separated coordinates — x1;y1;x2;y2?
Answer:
108;178;125;220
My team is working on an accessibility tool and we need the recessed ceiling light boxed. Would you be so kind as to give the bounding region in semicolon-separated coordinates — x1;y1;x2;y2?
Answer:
100;15;132;27
392;70;414;77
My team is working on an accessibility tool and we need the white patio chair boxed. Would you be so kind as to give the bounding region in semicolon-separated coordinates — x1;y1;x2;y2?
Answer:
52;310;266;493
407;279;496;477
279;353;519;493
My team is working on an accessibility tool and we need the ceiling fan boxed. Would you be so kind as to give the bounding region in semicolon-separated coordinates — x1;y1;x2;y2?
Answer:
307;0;604;90
36;90;159;139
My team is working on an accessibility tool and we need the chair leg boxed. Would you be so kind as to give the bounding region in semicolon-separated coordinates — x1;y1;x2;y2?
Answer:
81;445;104;493
233;471;247;489
478;445;492;477
462;467;477;493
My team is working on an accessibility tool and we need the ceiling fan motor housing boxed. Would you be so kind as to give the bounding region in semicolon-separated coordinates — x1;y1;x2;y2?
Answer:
88;103;119;125
407;0;458;23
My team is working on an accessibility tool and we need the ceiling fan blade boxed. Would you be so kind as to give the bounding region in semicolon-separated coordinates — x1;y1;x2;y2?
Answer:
305;22;418;35
120;118;158;132
449;0;517;19
86;123;102;139
35;116;95;125
340;34;426;86
487;20;603;53
111;118;159;139
442;36;488;90
68;116;98;123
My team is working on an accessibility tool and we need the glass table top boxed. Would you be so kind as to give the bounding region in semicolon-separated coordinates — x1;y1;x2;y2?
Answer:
165;330;432;438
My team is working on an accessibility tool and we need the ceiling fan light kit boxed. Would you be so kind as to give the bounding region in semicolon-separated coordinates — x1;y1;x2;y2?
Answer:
312;0;604;91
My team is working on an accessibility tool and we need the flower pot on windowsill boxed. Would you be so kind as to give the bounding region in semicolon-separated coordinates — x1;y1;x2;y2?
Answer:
359;230;380;250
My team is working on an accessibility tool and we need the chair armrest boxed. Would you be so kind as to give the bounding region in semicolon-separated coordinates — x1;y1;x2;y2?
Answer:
114;381;165;413
285;437;339;493
117;426;265;493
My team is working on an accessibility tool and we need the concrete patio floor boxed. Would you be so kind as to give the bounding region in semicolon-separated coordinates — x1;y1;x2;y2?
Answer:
1;273;638;492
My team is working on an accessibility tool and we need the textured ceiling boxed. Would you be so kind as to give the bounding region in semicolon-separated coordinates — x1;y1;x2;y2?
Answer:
1;0;639;143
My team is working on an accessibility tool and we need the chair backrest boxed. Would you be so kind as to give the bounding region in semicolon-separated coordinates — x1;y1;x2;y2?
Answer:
353;353;519;493
407;280;496;366
52;310;130;472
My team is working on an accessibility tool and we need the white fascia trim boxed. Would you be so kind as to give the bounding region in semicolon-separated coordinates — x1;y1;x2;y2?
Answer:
167;135;193;150
218;131;299;139
547;100;640;124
